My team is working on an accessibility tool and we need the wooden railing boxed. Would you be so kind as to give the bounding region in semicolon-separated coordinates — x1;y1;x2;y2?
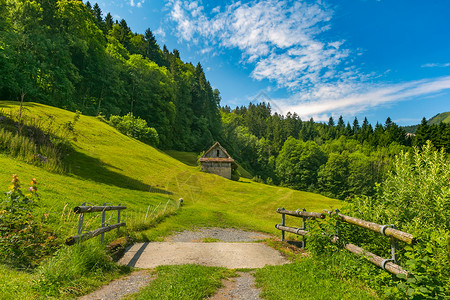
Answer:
276;208;413;276
65;203;126;246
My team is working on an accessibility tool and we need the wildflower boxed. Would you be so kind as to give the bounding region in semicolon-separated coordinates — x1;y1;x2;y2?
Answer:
10;174;20;190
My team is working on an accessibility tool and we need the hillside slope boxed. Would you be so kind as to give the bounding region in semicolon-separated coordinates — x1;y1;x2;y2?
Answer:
403;111;450;133
428;111;450;125
0;101;340;239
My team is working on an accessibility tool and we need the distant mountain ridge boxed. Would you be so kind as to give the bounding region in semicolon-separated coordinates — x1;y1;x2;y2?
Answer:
402;111;450;133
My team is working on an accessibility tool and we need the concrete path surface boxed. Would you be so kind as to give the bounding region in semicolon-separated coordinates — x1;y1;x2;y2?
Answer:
118;242;289;269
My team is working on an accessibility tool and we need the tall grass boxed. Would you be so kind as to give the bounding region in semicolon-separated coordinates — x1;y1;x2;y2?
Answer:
0;128;64;172
34;241;130;299
0;108;82;173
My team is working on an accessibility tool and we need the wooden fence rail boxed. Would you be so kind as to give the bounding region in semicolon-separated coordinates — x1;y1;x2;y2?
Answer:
65;223;126;246
73;205;126;214
276;208;325;219
276;208;413;276
66;203;126;246
324;210;414;245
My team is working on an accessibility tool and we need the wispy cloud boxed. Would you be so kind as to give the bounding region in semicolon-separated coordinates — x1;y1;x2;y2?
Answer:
167;0;355;89
166;0;450;120
421;62;450;68
130;0;144;8
273;76;450;121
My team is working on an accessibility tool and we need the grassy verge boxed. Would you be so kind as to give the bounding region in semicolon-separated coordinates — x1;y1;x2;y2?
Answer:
255;257;379;300
127;265;235;300
0;241;131;300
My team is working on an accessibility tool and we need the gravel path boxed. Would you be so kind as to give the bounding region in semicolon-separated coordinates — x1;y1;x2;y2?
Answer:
209;272;262;300
79;270;153;300
164;227;273;242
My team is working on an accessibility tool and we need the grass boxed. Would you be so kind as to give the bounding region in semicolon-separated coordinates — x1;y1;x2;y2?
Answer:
164;150;199;166
0;265;34;300
201;237;221;242
0;101;376;299
0;101;341;240
255;257;379;300
127;265;234;300
0;241;131;300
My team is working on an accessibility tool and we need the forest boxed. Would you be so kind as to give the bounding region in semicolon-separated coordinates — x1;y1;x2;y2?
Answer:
1;0;449;200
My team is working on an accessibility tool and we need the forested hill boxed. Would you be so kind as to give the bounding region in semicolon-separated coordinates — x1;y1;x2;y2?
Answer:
428;111;450;125
0;0;221;150
403;111;450;133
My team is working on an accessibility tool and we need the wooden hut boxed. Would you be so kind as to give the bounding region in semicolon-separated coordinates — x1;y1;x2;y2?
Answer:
199;142;237;179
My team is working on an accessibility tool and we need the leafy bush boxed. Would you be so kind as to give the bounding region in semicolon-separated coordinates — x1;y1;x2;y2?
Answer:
307;142;450;298
109;113;159;146
0;175;57;269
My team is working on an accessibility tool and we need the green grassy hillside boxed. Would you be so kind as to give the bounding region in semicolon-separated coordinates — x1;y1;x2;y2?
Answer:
0;101;340;240
429;111;450;125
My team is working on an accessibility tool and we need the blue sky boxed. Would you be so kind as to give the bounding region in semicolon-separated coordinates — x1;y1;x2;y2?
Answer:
98;0;450;125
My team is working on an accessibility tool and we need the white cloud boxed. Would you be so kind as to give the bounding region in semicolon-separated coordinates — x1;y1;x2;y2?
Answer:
166;0;450;120
272;76;450;120
421;62;450;68
155;27;166;38
167;0;353;89
130;0;144;8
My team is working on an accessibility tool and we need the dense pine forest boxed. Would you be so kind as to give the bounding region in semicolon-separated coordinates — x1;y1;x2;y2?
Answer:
1;0;449;200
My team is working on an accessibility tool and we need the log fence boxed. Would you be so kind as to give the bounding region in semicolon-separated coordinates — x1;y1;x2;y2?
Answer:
276;208;413;276
65;203;126;246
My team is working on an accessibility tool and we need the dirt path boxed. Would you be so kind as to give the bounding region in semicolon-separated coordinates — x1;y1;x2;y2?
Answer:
79;270;153;300
209;272;262;300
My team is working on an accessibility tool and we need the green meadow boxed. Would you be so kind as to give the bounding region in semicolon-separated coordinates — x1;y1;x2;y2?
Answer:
0;101;341;238
0;102;378;299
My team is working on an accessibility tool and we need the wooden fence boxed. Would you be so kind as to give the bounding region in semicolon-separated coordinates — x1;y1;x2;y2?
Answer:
276;208;414;276
65;203;127;246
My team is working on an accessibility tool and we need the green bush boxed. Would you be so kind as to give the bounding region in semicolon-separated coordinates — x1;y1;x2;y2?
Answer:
0;175;57;269
307;142;450;298
109;113;159;146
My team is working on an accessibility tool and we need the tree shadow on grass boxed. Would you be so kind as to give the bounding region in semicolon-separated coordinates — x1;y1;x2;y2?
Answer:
66;150;173;195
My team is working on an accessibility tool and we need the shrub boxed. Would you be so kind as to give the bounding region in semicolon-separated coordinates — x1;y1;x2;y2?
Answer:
307;142;450;298
109;113;159;146
0;175;57;269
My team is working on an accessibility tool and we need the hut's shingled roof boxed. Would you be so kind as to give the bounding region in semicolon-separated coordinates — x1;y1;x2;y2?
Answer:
200;142;237;168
